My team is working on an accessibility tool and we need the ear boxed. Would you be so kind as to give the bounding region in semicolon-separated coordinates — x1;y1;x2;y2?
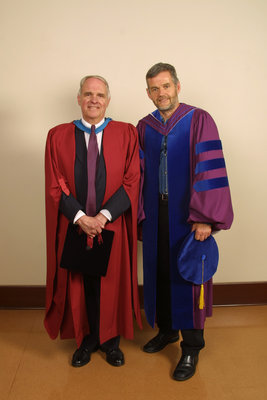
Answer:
146;87;152;101
77;94;81;106
177;82;181;94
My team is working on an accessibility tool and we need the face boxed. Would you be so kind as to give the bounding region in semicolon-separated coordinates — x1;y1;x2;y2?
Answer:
77;78;110;124
146;71;180;116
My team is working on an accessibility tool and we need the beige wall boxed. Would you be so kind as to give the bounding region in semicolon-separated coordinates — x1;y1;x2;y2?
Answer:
1;0;266;285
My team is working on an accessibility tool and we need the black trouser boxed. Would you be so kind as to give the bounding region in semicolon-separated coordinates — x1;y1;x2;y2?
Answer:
156;198;205;356
82;275;120;351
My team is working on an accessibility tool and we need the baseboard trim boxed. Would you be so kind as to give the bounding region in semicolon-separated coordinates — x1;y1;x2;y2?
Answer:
212;282;267;306
0;286;46;309
0;282;267;309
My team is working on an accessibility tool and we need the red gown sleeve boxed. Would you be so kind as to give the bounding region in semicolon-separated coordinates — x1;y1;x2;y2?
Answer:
44;129;70;312
121;123;142;328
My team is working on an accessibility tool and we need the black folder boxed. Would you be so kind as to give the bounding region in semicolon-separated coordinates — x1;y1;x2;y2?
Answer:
60;224;114;277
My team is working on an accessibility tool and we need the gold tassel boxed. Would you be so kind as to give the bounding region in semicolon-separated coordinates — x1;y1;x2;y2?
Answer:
199;284;205;309
199;255;205;309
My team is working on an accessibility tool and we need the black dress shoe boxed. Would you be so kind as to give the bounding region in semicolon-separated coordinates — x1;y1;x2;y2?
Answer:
71;343;99;368
100;347;125;367
172;354;199;381
72;347;91;367
143;331;179;353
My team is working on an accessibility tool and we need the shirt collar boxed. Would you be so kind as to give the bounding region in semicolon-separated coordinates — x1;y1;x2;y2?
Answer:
81;117;105;130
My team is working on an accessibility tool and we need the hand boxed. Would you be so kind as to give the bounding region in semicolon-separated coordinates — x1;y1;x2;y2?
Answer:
191;223;212;242
95;212;108;227
76;215;104;238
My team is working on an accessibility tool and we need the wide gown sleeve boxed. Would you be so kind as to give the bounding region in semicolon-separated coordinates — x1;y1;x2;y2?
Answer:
45;129;69;311
188;109;234;231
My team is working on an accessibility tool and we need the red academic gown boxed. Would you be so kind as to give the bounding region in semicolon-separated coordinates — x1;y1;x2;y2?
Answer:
44;121;142;347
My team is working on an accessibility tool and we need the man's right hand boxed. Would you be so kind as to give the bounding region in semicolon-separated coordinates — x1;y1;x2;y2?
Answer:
76;215;104;238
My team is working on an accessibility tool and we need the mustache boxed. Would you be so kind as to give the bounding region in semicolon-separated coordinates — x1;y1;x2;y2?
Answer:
158;96;169;101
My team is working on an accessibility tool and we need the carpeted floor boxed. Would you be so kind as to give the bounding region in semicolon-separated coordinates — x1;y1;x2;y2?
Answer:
1;305;267;400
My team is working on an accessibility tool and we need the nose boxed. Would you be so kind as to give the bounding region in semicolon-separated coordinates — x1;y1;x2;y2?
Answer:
89;94;98;103
158;86;166;96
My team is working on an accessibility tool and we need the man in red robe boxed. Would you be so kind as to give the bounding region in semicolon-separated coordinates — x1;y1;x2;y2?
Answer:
44;75;142;367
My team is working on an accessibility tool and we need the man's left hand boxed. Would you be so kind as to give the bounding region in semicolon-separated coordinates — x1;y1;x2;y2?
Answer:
191;223;212;241
95;212;108;227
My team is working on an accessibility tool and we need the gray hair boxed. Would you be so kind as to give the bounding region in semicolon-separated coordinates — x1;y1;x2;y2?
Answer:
146;63;179;86
78;75;111;98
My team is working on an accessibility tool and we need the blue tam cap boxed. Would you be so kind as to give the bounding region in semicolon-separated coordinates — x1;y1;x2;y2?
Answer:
177;232;219;285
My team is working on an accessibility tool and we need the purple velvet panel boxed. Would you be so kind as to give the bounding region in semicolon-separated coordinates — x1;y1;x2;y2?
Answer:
193;280;213;329
137;120;146;223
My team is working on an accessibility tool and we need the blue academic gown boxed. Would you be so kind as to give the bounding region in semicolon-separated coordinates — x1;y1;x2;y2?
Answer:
137;103;233;330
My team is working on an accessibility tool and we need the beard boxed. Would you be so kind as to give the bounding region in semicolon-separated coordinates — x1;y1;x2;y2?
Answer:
156;97;177;112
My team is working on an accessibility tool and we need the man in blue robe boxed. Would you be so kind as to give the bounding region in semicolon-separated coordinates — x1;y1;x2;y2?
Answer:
137;63;233;381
